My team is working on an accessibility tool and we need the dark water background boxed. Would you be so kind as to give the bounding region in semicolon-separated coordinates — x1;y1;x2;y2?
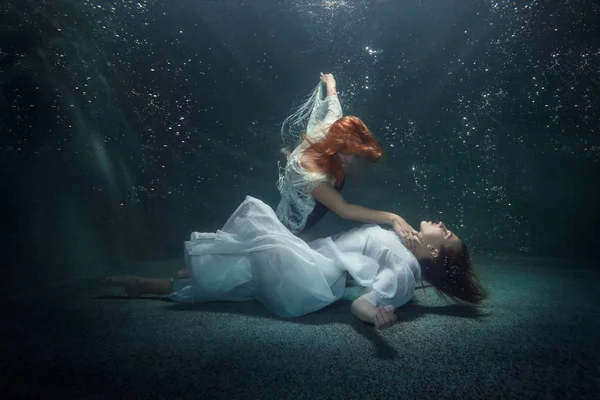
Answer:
1;0;599;294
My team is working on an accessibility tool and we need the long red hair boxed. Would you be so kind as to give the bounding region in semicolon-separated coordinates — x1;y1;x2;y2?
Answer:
303;116;383;183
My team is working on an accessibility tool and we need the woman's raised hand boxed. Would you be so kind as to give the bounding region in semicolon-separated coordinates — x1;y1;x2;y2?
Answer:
320;72;336;87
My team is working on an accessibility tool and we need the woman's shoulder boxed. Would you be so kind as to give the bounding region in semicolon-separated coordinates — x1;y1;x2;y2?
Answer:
295;150;321;174
292;151;330;182
298;154;314;171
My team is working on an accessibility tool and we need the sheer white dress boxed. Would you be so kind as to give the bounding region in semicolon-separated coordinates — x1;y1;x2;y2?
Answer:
164;196;422;318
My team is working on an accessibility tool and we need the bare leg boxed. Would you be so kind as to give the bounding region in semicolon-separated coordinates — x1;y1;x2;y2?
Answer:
101;275;172;297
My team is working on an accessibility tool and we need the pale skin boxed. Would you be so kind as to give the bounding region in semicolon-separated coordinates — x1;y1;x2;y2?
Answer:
102;221;461;331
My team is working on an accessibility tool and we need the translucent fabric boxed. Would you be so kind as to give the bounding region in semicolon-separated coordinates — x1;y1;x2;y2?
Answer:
276;83;343;233
164;196;421;318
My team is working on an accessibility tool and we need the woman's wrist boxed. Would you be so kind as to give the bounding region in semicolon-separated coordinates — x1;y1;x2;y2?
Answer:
388;214;402;226
326;84;337;96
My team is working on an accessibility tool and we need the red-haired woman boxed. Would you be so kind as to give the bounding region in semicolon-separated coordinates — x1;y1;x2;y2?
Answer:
276;73;416;241
102;197;487;330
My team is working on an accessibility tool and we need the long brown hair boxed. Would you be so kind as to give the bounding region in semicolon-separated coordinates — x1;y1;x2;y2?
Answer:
419;241;488;305
303;116;382;184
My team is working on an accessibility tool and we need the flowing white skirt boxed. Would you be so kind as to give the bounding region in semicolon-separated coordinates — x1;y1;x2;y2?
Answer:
164;196;356;317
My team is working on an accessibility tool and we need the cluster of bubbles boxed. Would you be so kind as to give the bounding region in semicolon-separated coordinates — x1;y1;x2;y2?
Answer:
291;0;599;254
2;0;598;255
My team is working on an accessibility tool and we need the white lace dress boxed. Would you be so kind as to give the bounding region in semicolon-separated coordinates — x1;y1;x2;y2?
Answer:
164;196;422;318
275;84;343;233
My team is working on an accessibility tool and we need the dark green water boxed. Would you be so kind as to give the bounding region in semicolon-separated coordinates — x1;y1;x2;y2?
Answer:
2;0;599;292
1;1;599;397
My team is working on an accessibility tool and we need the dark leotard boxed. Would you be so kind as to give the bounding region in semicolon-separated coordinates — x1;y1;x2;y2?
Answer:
299;176;345;234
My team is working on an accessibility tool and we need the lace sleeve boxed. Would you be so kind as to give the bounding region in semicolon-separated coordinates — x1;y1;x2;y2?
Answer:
280;82;344;148
305;95;343;142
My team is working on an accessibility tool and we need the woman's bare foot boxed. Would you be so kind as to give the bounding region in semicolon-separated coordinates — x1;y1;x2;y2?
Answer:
100;275;143;298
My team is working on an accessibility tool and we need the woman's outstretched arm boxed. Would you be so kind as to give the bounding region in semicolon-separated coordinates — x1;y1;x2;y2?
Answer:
302;73;342;142
311;182;417;236
321;72;337;97
319;73;342;127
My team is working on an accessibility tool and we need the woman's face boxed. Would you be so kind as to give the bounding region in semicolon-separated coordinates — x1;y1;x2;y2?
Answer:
418;221;461;251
